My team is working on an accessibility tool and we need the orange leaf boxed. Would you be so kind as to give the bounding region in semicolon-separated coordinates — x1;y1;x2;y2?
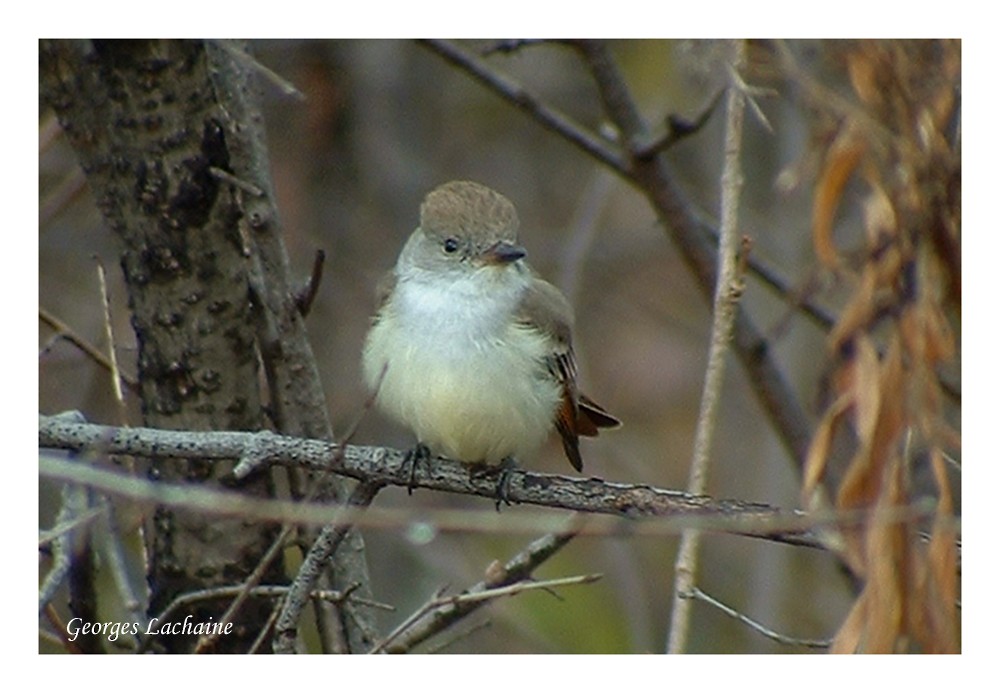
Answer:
831;589;867;654
921;447;960;652
859;453;908;653
828;267;877;350
852;336;882;448
813;127;865;269
803;394;850;505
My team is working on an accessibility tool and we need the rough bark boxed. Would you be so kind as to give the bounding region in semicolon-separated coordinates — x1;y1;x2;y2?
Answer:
40;39;374;652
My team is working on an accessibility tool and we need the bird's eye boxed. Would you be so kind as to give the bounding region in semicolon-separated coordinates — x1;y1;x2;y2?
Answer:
443;238;460;254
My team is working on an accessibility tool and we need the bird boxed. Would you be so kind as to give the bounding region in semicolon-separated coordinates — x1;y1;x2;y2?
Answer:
362;180;619;502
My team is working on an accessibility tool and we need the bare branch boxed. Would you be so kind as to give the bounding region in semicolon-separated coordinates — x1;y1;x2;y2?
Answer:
669;40;749;654
418;40;628;175
96;496;147;629
294;249;326;317
632;89;725;158
575;39;815;468
272;481;383;654
205;40;376;652
39;414;824;548
210;39;306;102
423;39;814;469
39;306;138;391
95;258;128;419
39;485;93;615
371;531;579;653
685;587;831;649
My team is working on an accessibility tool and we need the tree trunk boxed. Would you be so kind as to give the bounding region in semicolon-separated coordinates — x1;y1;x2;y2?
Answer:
39;39;375;653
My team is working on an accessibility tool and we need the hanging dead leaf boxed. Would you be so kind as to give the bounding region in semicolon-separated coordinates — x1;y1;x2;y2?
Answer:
803;393;850;505
860;452;908;653
834;337;884;515
919;447;959;652
831;588;867;653
851;335;882;448
813;126;865;269
870;337;906;469
828;267;878;350
847;46;882;109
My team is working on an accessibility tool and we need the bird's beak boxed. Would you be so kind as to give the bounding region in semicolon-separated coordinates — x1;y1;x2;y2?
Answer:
483;241;526;265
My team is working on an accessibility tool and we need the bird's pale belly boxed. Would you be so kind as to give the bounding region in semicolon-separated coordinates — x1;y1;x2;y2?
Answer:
364;318;560;464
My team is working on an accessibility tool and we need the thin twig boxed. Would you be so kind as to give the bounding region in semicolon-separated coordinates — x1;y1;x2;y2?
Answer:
424;619;493;653
373;572;600;654
684;586;831;649
187;522;292;653
39;306;138;390
294;249;326;317
247;601;281;655
417;40;628;175
370;531;580;653
208;166;264;197
210;39;306;101
668;39;749;655
446;572;601;603
39;485;88;614
558;169;616;306
633;89;725;158
38;505;105;548
726;63;776;133
96;497;147;629
95;258;127;416
157;584;393;625
271;481;384;654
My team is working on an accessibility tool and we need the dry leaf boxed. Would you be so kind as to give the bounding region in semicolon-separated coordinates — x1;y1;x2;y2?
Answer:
813;126;865;269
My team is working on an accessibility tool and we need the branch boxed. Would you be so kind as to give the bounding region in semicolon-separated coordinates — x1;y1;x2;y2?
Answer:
424;39;815;470
39;306;138;391
294;249;326;317
205;40;376;653
417;40;628;175
272;481;383;654
39;413;820;549
669;40;749;654
371;531;579;653
39;485;96;615
377;572;601;653
576;40;815;468
684;586;831;649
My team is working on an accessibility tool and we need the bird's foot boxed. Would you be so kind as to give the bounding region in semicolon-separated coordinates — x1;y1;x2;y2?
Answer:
402;443;431;495
471;457;519;511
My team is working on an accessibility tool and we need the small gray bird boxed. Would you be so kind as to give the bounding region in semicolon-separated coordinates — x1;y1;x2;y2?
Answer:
362;181;618;498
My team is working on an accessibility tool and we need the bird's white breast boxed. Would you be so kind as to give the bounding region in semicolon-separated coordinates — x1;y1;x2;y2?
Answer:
362;270;560;463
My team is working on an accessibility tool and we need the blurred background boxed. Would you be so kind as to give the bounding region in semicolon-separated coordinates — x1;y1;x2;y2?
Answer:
40;40;887;652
